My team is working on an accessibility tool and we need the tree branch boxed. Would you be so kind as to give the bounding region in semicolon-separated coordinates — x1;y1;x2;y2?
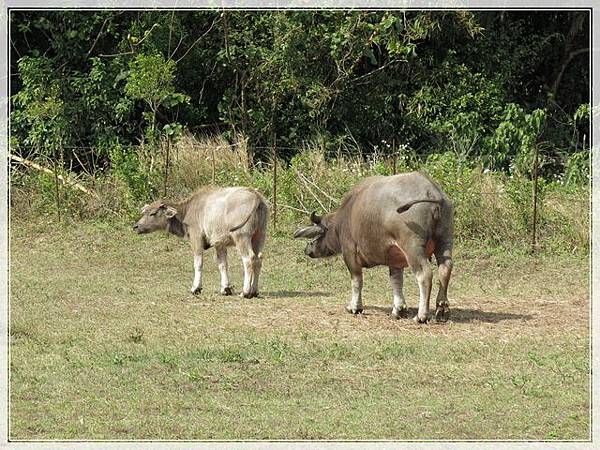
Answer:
98;50;134;58
174;15;219;64
548;11;587;99
9;154;99;198
86;16;110;59
167;10;175;57
349;58;405;85
551;47;589;97
100;22;160;58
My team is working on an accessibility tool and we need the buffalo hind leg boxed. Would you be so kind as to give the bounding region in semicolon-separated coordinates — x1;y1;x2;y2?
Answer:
215;246;232;295
409;253;433;323
236;236;258;298
389;267;408;319
434;244;453;321
250;230;266;297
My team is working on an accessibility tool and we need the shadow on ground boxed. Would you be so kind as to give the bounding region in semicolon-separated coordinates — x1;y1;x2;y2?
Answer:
264;290;330;298
364;305;533;323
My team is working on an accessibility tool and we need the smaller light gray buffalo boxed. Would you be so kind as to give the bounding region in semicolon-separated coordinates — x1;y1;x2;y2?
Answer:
294;172;454;323
134;187;268;298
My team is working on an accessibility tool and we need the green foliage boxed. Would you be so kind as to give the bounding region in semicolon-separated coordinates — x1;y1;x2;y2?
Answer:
562;151;589;186
125;54;175;106
70;57;135;149
125;53;190;142
485;104;547;174
12;57;68;154
108;143;155;202
405;60;506;147
573;103;590;122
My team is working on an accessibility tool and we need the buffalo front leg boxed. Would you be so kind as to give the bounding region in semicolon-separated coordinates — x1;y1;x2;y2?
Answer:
190;252;204;295
434;245;453;321
389;267;408;319
215;246;232;295
345;270;364;314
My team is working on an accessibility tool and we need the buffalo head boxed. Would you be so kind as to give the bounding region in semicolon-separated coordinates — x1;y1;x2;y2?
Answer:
293;211;335;258
133;202;178;234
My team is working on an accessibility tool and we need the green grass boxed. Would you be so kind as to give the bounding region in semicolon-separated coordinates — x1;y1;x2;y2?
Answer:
9;219;590;440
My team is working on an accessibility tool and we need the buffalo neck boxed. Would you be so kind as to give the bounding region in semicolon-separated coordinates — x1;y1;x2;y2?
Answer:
323;213;342;255
164;198;189;238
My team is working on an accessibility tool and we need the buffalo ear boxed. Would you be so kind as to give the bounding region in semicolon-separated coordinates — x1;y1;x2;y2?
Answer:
163;206;178;218
293;225;323;239
310;211;322;225
141;204;150;214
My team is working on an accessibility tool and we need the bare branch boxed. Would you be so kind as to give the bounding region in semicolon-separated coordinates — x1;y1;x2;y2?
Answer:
174;15;220;64
199;57;220;105
98;50;134;58
9;36;22;59
167;10;175;56
137;23;160;46
297;170;339;204
292;192;310;214
9;154;99;199
99;22;161;59
86;16;110;59
551;47;589;97
350;59;405;85
294;168;328;212
169;33;184;61
280;203;310;214
548;12;588;99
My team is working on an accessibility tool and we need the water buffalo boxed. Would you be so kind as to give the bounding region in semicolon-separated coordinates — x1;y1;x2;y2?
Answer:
293;172;453;323
134;187;268;298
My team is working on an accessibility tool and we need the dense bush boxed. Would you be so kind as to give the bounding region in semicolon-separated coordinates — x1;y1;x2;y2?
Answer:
9;10;589;172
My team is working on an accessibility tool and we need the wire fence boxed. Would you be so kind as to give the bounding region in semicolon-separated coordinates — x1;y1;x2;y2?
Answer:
9;141;545;252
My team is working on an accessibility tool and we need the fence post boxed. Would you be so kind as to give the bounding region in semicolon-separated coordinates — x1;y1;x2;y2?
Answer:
163;138;171;197
531;144;539;253
272;141;277;231
212;145;217;184
52;155;61;223
270;93;278;230
392;139;397;174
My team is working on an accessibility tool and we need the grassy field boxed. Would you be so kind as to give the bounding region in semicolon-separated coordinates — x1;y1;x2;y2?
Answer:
9;219;590;440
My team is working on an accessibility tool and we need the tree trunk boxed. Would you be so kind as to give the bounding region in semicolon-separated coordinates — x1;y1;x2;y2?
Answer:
547;12;588;104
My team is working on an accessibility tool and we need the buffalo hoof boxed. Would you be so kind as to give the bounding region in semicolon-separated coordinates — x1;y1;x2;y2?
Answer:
241;292;257;299
413;314;429;324
191;287;202;296
435;308;450;322
345;306;363;315
391;307;409;320
221;286;233;296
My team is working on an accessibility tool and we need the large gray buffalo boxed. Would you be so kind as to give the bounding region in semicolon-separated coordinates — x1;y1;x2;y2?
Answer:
134;187;268;298
294;172;453;323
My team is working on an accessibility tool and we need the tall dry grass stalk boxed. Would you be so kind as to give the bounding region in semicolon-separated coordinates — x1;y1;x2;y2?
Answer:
161;133;251;197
